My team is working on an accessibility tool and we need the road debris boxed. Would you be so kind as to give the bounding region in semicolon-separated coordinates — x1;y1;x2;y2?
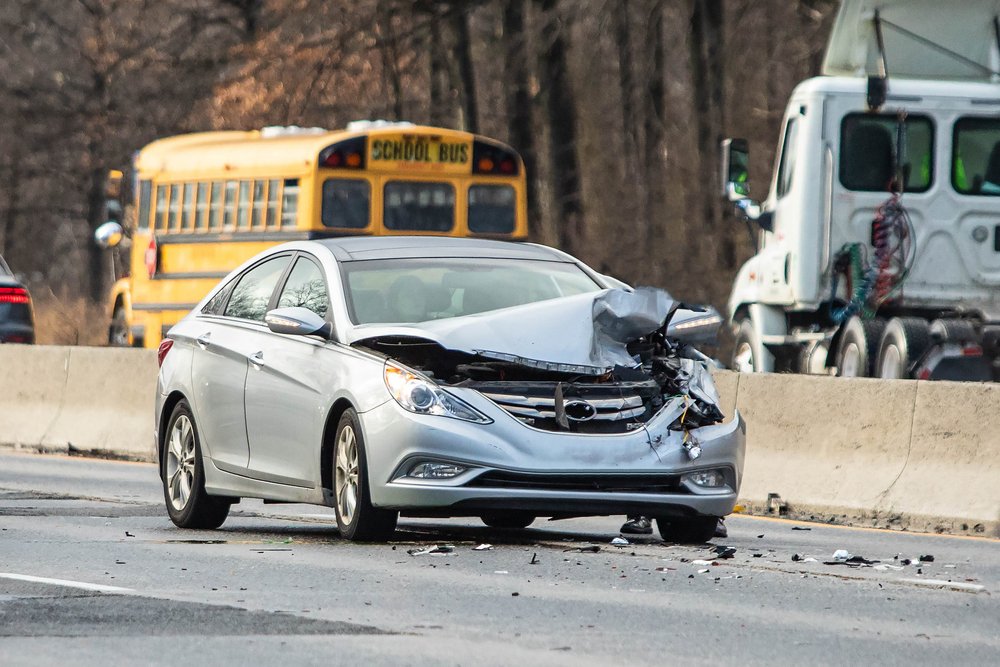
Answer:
919;554;935;563
530;552;539;565
473;544;493;551
900;578;985;593
563;545;601;553
610;537;629;547
791;526;812;531
407;545;455;556
691;559;715;566
713;545;736;559
791;554;817;563
697;568;710;574
831;549;851;561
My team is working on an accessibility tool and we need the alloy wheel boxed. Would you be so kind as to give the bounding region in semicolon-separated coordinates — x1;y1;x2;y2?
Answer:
165;414;196;511
335;424;360;526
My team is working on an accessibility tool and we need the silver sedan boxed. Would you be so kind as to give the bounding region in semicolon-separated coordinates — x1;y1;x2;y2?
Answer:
155;237;745;542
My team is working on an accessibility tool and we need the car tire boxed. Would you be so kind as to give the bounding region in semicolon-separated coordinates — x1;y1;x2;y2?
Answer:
162;400;231;529
835;316;885;377
480;512;536;530
333;409;398;541
731;318;761;373
109;305;129;347
655;515;719;544
876;317;931;379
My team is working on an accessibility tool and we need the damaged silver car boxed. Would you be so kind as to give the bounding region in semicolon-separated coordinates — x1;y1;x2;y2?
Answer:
155;237;745;542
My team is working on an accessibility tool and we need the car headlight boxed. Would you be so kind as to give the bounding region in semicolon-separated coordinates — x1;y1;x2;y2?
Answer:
384;362;492;424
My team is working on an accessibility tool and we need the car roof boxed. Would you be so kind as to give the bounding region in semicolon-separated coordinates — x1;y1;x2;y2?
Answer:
314;236;573;262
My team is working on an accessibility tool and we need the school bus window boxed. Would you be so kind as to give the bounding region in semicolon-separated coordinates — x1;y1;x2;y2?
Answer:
155;185;167;230
384;181;454;231
196;183;208;229
168;184;182;230
251;180;266;229
209;182;223;229
182;183;196;230
322;179;370;229
468;184;515;234
266;179;280;228
223;181;237;229
281;179;299;228
237;181;251;229
137;180;152;231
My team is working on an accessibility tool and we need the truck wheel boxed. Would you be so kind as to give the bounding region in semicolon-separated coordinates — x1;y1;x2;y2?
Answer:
108;305;129;347
732;319;761;373
876;317;931;379
836;316;885;377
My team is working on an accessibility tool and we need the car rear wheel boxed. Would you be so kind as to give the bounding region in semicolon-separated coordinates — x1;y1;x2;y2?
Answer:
162;400;231;529
480;512;536;530
334;409;397;541
655;515;719;544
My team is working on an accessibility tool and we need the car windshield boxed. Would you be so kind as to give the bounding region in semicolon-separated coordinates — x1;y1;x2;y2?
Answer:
342;257;602;324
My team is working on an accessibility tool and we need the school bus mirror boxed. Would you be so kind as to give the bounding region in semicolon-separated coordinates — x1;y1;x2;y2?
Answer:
720;138;750;201
94;221;124;249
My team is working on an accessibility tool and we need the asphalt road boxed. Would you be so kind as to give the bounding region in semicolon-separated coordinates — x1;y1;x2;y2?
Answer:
0;450;997;666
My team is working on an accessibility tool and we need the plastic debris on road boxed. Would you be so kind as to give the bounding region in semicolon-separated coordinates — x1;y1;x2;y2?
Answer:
713;545;736;559
610;537;629;547
473;544;493;551
832;549;851;561
407;545;455;556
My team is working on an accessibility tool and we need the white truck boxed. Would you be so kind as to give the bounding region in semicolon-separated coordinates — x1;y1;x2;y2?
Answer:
722;0;1000;381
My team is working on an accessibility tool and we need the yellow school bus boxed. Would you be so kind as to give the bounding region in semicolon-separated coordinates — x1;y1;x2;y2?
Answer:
104;123;528;348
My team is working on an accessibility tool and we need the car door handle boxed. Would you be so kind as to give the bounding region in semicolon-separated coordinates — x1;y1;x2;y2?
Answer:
196;333;211;349
248;351;265;368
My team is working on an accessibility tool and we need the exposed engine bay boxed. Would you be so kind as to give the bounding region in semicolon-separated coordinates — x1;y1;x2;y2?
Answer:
353;288;724;436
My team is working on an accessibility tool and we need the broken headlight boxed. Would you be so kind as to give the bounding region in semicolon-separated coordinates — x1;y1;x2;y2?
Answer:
384;362;492;424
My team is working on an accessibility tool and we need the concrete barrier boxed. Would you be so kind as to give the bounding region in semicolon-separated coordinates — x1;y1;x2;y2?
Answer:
0;346;157;459
0;347;997;535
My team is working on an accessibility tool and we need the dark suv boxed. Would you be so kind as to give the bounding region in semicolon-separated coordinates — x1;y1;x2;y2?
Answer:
0;254;34;344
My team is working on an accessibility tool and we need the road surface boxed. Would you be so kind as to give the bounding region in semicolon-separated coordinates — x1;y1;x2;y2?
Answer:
0;450;996;666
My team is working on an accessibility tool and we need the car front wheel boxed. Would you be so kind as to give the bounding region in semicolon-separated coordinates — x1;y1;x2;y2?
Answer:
162;400;231;529
655;515;719;544
334;409;398;541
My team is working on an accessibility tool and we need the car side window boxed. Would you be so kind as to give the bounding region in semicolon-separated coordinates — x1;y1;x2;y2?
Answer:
223;256;290;322
277;257;329;318
202;279;236;315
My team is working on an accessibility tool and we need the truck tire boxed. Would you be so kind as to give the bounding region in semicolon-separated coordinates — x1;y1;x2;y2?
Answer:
876;317;931;379
732;319;762;373
835;316;885;377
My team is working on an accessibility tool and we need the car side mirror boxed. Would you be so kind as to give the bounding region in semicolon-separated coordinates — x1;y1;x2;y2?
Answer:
666;304;723;345
720;138;750;201
94;221;124;249
265;307;332;338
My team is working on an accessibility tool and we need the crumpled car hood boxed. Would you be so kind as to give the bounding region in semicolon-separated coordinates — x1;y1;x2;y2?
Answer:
345;287;675;374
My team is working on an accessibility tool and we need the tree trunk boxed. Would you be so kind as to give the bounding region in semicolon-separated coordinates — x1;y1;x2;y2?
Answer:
642;0;665;263
377;1;405;119
689;0;733;270
502;0;539;226
85;166;109;304
537;0;582;255
428;14;452;127
451;6;479;133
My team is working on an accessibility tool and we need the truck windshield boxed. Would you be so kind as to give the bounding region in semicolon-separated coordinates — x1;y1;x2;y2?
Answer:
839;114;933;193
953;117;1000;196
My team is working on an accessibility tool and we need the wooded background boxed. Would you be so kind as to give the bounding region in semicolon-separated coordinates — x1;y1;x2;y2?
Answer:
0;0;837;342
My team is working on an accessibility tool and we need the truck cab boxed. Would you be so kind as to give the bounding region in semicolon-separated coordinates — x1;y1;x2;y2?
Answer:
723;0;1000;381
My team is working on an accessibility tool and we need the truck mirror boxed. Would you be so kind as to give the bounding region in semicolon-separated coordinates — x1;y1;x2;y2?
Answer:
94;221;124;249
721;138;750;201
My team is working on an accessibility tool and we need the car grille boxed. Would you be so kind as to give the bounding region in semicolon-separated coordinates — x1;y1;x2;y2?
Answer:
466;471;685;494
471;380;660;433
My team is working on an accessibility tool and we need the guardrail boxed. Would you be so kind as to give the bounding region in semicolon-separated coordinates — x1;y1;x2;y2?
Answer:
0;346;996;535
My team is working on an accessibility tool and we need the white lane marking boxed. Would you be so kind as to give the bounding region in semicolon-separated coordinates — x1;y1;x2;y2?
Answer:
0;572;133;593
898;577;986;593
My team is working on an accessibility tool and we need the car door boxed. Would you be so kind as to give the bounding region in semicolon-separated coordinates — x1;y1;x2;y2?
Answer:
190;254;292;472
244;254;333;487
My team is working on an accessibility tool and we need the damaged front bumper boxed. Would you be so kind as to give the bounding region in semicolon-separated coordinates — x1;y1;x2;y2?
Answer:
361;390;746;519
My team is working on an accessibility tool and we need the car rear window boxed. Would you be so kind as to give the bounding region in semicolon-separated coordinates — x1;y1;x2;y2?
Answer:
342;257;601;324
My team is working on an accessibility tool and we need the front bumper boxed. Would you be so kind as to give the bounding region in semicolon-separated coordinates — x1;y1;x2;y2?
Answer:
360;391;746;519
